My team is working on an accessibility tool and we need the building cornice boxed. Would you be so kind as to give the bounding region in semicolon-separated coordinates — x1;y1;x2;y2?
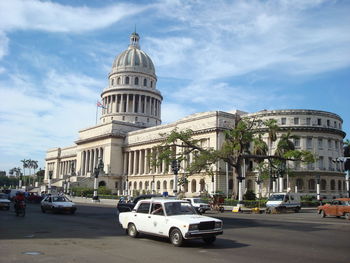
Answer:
245;109;343;122
75;132;126;145
101;87;163;100
255;126;346;138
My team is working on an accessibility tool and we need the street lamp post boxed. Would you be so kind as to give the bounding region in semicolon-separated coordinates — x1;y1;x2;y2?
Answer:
255;174;263;200
316;174;321;202
92;159;104;202
171;159;181;196
48;171;53;194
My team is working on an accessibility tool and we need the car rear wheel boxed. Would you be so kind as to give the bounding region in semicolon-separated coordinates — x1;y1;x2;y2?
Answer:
170;228;184;247
345;213;350;220
203;236;216;244
320;210;326;218
127;223;139;238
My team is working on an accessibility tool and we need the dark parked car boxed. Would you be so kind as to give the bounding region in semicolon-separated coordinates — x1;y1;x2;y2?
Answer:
117;194;162;212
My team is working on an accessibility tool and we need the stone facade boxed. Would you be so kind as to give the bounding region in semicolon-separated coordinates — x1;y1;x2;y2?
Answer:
44;33;347;199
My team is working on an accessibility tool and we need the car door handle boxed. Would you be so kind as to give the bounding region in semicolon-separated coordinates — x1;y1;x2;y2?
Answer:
148;216;151;218
134;214;137;217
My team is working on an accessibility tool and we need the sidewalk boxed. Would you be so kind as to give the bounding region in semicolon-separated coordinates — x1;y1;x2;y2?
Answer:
70;196;118;206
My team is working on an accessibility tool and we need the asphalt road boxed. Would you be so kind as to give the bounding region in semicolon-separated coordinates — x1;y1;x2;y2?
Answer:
0;203;349;263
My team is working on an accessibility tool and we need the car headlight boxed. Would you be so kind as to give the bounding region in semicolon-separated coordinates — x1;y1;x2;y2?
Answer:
189;224;199;231
215;222;222;229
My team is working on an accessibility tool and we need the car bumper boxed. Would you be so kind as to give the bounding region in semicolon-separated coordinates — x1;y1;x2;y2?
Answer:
0;203;10;209
184;229;223;239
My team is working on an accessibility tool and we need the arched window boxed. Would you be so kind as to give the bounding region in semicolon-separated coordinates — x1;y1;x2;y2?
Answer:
338;180;342;191
228;179;233;190
150;81;153;88
296;179;304;190
98;181;106;187
283;179;287;190
139;181;143;189
157;181;161;190
145;181;149;190
134;181;137;189
321;179;327;191
200;179;206;192
170;180;174;191
129;181;132;189
125;76;129;84
330;179;335;190
111;78;114;86
135;77;139;85
163;181;167;190
117;77;121;85
143;78;147;86
308;179;315;190
191;179;197;193
115;182;119;189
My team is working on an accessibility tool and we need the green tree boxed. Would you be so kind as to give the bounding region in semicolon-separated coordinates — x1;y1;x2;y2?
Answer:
152;118;315;197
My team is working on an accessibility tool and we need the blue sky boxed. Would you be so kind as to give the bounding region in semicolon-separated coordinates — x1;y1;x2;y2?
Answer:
0;0;349;173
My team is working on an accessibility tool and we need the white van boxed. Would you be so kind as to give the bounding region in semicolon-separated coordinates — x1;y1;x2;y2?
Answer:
266;192;301;213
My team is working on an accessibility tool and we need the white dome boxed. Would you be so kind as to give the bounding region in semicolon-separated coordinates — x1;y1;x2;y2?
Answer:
111;32;155;76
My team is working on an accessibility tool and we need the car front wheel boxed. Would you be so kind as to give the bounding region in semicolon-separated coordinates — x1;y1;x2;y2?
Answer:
344;213;350;220
170;228;184;247
127;223;139;238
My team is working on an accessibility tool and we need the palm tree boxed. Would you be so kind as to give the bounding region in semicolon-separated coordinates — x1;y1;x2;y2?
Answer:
275;131;298;157
252;134;269;159
21;159;27;177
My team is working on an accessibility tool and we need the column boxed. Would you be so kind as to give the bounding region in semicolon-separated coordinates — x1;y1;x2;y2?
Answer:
119;94;123;113
123;152;128;175
139;150;143;174
133;150;138;175
132;94;135;113
144;149;148;174
126;94;129;113
128;152;132;175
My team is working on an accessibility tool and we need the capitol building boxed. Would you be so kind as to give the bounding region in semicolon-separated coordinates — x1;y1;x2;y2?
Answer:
45;32;347;199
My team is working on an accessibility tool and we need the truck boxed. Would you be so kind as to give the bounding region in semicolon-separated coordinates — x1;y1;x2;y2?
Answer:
266;192;301;213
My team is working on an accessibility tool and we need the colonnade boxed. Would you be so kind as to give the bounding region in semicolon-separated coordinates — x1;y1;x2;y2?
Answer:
81;148;104;176
58;160;76;178
102;94;161;118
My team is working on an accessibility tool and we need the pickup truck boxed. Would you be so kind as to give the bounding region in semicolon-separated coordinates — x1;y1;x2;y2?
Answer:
119;198;223;246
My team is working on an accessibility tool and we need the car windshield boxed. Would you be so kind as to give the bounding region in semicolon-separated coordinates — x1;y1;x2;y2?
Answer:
268;194;285;201
52;196;68;202
164;202;197;216
193;198;207;204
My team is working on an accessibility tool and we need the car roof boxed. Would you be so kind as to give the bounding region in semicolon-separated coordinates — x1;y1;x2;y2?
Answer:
335;198;350;201
140;198;185;204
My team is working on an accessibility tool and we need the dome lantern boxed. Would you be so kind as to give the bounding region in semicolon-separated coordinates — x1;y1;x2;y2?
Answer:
129;32;140;49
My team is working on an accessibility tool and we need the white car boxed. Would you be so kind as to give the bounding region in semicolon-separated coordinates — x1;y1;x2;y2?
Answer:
183;198;211;214
41;195;76;214
0;193;11;210
119;198;223;246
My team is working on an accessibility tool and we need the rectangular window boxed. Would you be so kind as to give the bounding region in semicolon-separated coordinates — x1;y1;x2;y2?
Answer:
306;138;313;149
306;118;311;125
335;141;339;150
327;120;330;126
317;118;322;125
137;202;151;213
294;138;300;148
318;138;323;149
318;156;324;170
328;157;333;170
294;117;299;125
328;139;332;149
334;121;337;128
281;117;286;125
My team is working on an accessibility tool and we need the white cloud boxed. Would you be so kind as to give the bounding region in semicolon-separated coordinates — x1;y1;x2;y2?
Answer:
150;0;350;80
0;0;148;33
0;70;101;170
